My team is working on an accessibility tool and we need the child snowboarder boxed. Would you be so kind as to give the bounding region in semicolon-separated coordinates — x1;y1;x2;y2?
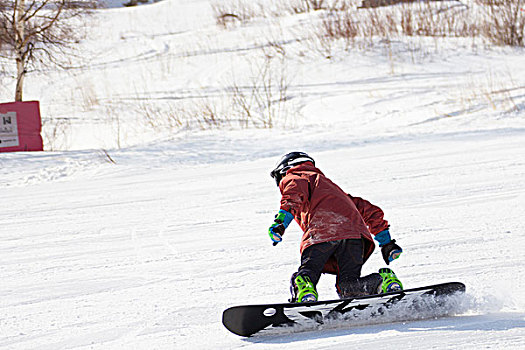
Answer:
269;152;403;303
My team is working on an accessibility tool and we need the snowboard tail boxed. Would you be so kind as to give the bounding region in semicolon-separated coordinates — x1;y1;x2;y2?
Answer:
222;282;465;337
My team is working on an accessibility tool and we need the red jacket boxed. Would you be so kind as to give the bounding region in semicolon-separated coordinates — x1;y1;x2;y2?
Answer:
279;162;389;274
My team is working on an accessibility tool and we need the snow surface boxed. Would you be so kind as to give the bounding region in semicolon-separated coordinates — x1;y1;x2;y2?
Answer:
1;0;525;349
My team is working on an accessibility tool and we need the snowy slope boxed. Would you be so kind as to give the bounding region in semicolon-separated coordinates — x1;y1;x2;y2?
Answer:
2;130;525;349
1;0;525;349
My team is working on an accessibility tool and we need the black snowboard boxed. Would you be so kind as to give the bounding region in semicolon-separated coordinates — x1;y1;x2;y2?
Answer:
222;282;465;337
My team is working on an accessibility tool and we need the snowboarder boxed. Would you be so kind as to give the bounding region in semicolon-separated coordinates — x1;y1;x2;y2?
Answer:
269;152;403;303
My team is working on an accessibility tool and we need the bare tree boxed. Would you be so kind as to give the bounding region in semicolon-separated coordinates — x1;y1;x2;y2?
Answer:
0;0;98;101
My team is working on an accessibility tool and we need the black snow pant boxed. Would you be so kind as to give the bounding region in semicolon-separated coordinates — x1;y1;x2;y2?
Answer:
291;239;382;299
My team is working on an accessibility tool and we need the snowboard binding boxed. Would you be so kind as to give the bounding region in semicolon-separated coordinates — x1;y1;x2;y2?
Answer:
378;267;403;293
290;274;318;303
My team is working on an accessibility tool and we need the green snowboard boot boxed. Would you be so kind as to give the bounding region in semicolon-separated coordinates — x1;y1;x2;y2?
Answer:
378;268;403;293
293;275;318;303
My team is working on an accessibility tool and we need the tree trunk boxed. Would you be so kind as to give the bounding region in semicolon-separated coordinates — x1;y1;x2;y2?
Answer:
15;55;25;101
14;0;26;102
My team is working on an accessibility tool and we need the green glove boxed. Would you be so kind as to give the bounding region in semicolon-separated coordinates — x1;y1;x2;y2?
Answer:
268;209;294;245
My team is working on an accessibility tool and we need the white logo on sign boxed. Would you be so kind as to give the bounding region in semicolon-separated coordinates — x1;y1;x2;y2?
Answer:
0;111;19;148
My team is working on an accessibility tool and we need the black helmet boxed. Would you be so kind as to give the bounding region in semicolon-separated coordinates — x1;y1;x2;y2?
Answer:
270;151;315;186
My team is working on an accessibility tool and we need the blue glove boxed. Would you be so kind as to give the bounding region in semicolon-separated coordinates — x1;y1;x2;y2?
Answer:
374;229;403;265
268;209;294;245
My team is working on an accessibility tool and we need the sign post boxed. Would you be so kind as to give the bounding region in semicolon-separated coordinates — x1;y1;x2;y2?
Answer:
0;101;43;152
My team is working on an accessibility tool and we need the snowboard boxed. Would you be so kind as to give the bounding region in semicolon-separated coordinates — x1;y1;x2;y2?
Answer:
222;282;465;337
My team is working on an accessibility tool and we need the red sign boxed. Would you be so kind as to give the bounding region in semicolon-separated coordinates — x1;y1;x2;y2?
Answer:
0;101;43;152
